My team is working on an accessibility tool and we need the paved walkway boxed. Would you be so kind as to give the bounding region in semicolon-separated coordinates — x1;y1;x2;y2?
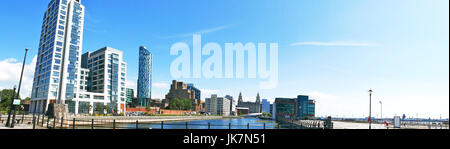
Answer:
333;121;387;129
0;123;33;129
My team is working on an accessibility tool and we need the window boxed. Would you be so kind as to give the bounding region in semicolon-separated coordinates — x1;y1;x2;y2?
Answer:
58;31;64;36
53;65;60;70
53;71;60;77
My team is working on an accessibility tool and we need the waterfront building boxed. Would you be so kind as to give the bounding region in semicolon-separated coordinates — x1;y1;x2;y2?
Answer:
225;95;236;116
150;98;162;107
126;88;134;107
296;95;315;119
164;80;202;111
273;95;316;120
30;0;86;114
237;92;261;113
270;104;273;114
78;47;127;114
137;46;153;107
236;107;250;115
261;99;270;113
205;94;230;116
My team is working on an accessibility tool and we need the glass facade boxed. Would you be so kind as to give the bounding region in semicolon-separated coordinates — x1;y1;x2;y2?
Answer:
275;96;316;120
31;0;85;113
137;46;152;107
126;88;134;105
261;99;270;113
65;1;83;100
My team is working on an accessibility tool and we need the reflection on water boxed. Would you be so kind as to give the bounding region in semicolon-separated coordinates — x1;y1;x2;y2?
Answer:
119;117;289;129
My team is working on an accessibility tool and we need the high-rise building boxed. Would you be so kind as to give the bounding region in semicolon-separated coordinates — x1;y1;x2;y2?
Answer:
261;99;270;113
30;0;85;114
205;94;230;116
126;88;134;107
137;46;152;107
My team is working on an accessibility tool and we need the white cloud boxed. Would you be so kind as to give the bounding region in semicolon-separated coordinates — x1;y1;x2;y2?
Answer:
0;55;37;98
290;41;378;47
125;80;137;90
151;93;165;100
152;82;170;89
201;89;219;94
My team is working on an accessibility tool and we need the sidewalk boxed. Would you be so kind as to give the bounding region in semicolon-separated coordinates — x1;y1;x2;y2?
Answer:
0;123;33;129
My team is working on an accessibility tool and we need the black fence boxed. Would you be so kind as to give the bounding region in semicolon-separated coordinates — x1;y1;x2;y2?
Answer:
1;113;337;129
4;114;326;129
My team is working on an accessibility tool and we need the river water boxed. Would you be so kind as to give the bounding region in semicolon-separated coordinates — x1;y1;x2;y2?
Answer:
120;117;290;129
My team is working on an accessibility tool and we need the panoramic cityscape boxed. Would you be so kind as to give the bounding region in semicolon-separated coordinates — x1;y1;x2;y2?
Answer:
0;0;449;131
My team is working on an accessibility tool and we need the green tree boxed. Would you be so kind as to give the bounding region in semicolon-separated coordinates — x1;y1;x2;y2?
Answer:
181;98;192;110
94;103;105;114
0;89;21;111
168;98;194;111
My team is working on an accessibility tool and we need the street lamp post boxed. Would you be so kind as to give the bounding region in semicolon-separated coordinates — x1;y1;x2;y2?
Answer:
368;89;373;129
10;48;28;128
5;86;17;127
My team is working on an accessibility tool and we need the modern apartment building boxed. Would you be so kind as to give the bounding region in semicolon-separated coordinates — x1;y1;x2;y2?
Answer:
205;94;230;116
80;47;127;114
30;0;85;114
137;46;152;107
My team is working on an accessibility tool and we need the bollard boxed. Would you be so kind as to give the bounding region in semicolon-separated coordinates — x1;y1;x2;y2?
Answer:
21;113;24;124
37;115;40;125
32;117;36;129
73;118;75;129
41;114;45;126
53;117;56;129
41;115;45;126
92;119;94;129
113;120;116;129
61;117;64;128
46;117;49;128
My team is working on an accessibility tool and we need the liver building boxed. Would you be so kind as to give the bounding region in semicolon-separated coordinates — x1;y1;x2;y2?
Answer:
237;92;261;113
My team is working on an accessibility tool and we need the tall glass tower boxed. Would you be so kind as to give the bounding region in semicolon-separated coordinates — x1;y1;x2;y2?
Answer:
30;0;85;113
137;46;153;107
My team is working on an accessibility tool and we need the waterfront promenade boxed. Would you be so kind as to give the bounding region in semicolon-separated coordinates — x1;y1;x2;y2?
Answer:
333;121;449;129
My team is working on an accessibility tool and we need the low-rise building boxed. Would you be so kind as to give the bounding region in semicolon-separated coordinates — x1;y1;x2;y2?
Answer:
273;95;315;120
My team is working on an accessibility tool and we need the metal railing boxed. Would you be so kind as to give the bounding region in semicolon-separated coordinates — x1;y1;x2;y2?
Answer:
29;116;281;129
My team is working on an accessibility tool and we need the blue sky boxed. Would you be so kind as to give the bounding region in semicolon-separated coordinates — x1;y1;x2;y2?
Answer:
0;0;448;118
